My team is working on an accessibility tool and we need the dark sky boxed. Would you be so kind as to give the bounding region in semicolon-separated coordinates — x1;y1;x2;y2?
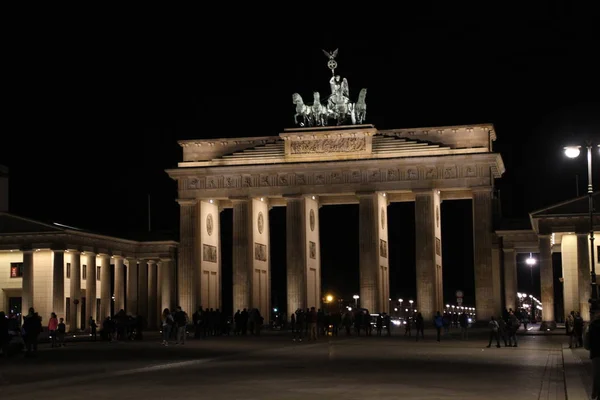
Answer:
2;15;599;313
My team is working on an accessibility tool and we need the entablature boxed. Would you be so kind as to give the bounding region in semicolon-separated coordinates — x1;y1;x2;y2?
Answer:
0;231;177;261
170;153;502;200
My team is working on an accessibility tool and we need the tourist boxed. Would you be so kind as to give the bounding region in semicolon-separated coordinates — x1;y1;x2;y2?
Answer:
486;316;501;348
459;311;468;340
161;308;173;346
434;311;443;342
584;312;600;399
48;312;58;348
415;313;424;341
567;311;576;348
57;318;66;346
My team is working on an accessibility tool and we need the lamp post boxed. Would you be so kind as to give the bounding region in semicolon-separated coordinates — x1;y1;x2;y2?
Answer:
564;142;599;320
526;253;536;288
353;294;359;308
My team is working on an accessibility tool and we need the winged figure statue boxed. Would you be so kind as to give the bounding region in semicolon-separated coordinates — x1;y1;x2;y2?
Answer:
322;48;338;60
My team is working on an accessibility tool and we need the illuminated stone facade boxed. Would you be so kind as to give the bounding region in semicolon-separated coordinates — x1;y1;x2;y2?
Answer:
0;213;177;332
167;124;505;321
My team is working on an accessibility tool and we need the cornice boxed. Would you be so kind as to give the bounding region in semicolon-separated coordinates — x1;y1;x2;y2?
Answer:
178;136;279;148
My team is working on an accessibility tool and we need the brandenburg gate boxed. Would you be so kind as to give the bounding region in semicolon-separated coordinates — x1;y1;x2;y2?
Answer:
166;123;505;321
166;50;505;322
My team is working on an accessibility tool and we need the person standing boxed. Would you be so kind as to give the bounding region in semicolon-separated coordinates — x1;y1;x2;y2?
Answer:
48;312;58;348
584;313;600;399
486;316;501;348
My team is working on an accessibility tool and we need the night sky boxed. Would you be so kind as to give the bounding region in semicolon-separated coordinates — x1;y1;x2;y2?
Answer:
3;16;599;314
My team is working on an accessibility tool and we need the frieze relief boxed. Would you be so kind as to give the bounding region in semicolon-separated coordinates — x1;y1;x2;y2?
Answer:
182;163;483;191
464;165;477;177
290;137;367;154
425;168;437;179
405;168;419;180
443;166;457;179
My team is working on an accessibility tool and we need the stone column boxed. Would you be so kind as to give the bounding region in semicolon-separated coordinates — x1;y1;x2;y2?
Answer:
286;196;306;318
285;195;320;318
178;199;197;315
577;233;591;321
98;254;111;319
21;250;34;315
52;250;65;317
85;254;97;324
147;260;158;329
357;193;387;313
539;235;556;329
232;198;251;312
414;190;442;321
503;248;517;311
126;258;138;315
472;188;495;321
138;260;148;321
197;199;222;311
69;251;81;332
113;256;125;312
160;259;176;312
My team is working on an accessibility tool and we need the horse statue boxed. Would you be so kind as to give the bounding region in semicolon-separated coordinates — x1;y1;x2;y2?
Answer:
355;88;367;124
292;93;312;126
311;92;328;126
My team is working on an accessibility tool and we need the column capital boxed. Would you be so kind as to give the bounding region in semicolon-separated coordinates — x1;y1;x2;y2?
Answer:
471;187;493;194
176;198;197;206
412;189;436;195
282;193;304;200
502;247;516;253
355;191;376;198
66;249;80;255
159;258;173;263
230;196;250;203
147;259;158;265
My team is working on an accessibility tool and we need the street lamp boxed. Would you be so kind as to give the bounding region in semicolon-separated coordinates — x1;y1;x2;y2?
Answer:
564;142;599;320
526;252;536;288
353;294;359;308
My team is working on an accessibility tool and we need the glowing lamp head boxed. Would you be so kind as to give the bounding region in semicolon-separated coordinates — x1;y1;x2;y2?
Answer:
325;295;333;302
564;146;581;159
526;257;536;266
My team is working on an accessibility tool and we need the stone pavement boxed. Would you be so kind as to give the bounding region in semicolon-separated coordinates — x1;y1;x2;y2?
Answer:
564;345;594;399
0;329;574;399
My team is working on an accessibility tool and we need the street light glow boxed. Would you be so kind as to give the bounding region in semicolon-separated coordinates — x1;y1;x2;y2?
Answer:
564;146;581;158
326;294;333;302
526;257;536;265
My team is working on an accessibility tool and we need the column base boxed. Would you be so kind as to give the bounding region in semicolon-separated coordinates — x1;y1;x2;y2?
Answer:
539;321;557;331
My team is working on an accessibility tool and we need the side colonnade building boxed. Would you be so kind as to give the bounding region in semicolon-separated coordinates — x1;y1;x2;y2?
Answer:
497;192;600;328
0;212;177;332
166;123;506;322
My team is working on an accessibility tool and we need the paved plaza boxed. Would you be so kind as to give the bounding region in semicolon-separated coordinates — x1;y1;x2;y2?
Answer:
0;328;586;399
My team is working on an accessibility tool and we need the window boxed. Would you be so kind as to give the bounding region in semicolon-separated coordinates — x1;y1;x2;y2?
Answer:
66;263;71;279
82;265;87;280
97;266;101;281
66;297;71;324
96;299;101;321
10;262;23;278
